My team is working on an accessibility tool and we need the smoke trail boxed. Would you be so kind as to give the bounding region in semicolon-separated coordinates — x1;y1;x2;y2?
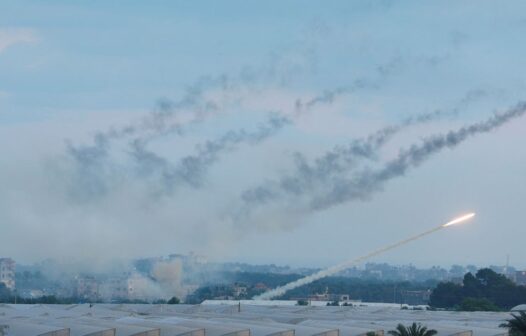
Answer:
130;114;292;193
240;108;457;208
294;80;372;114
67;21;330;162
66;52;414;198
255;214;473;300
105;56;407;197
239;89;492;212
311;101;526;210
129;57;409;194
65;77;230;171
70;53;404;168
294;58;404;115
65;52;474;202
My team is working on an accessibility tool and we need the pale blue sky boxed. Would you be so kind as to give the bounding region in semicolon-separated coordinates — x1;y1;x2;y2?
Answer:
1;1;525;269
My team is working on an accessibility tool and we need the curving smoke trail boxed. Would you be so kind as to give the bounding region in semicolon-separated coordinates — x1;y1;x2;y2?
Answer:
293;58;405;115
311;101;526;210
239;91;503;216
130;114;291;193
240;107;460;208
65;23;331;169
66;58;407;200
123;58;410;195
67;54;408;174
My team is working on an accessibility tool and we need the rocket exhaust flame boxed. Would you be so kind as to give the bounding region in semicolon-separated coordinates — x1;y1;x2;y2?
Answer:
254;212;475;300
442;213;475;227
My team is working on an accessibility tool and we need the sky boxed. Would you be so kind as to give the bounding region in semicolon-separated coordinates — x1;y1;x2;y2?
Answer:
1;0;525;269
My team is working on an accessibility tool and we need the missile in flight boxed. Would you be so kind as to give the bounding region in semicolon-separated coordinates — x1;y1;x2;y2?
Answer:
255;212;475;300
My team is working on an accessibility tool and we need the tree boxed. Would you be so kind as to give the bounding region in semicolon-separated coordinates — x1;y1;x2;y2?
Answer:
296;299;308;306
388;323;437;336
429;282;462;308
167;296;180;304
430;269;526;310
0;283;11;302
500;311;526;336
462;273;481;298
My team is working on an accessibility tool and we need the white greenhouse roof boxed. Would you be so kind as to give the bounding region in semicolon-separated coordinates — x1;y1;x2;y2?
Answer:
0;303;516;336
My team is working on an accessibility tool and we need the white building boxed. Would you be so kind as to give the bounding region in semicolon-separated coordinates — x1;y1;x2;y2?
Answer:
0;258;15;290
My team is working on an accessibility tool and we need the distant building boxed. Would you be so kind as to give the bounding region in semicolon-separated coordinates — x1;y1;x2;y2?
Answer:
188;252;208;265
515;271;526;285
307;287;350;303
75;276;99;300
401;290;431;305
254;283;268;290
233;284;247;298
0;258;15;290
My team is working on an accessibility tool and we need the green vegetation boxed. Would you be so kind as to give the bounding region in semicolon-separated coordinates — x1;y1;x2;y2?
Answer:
0;284;10;300
388;323;437;336
186;272;435;304
458;297;501;312
430;268;526;311
296;299;308;306
280;277;435;302
167;296;180;304
500;311;526;336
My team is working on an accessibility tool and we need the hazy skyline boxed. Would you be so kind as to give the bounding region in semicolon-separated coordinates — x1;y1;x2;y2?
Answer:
1;1;525;269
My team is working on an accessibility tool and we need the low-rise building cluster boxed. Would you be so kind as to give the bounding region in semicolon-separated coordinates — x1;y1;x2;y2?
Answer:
0;258;15;291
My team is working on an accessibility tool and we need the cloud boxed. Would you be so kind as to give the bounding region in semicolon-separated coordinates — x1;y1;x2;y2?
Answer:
0;28;37;53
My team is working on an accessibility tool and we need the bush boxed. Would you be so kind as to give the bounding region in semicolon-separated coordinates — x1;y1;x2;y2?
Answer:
167;296;180;304
458;297;500;312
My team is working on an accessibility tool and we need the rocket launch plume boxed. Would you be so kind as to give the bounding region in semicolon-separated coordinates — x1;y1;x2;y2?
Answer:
255;213;475;300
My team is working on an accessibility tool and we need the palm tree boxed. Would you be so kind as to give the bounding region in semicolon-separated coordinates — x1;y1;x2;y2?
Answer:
388;323;438;336
500;311;526;336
